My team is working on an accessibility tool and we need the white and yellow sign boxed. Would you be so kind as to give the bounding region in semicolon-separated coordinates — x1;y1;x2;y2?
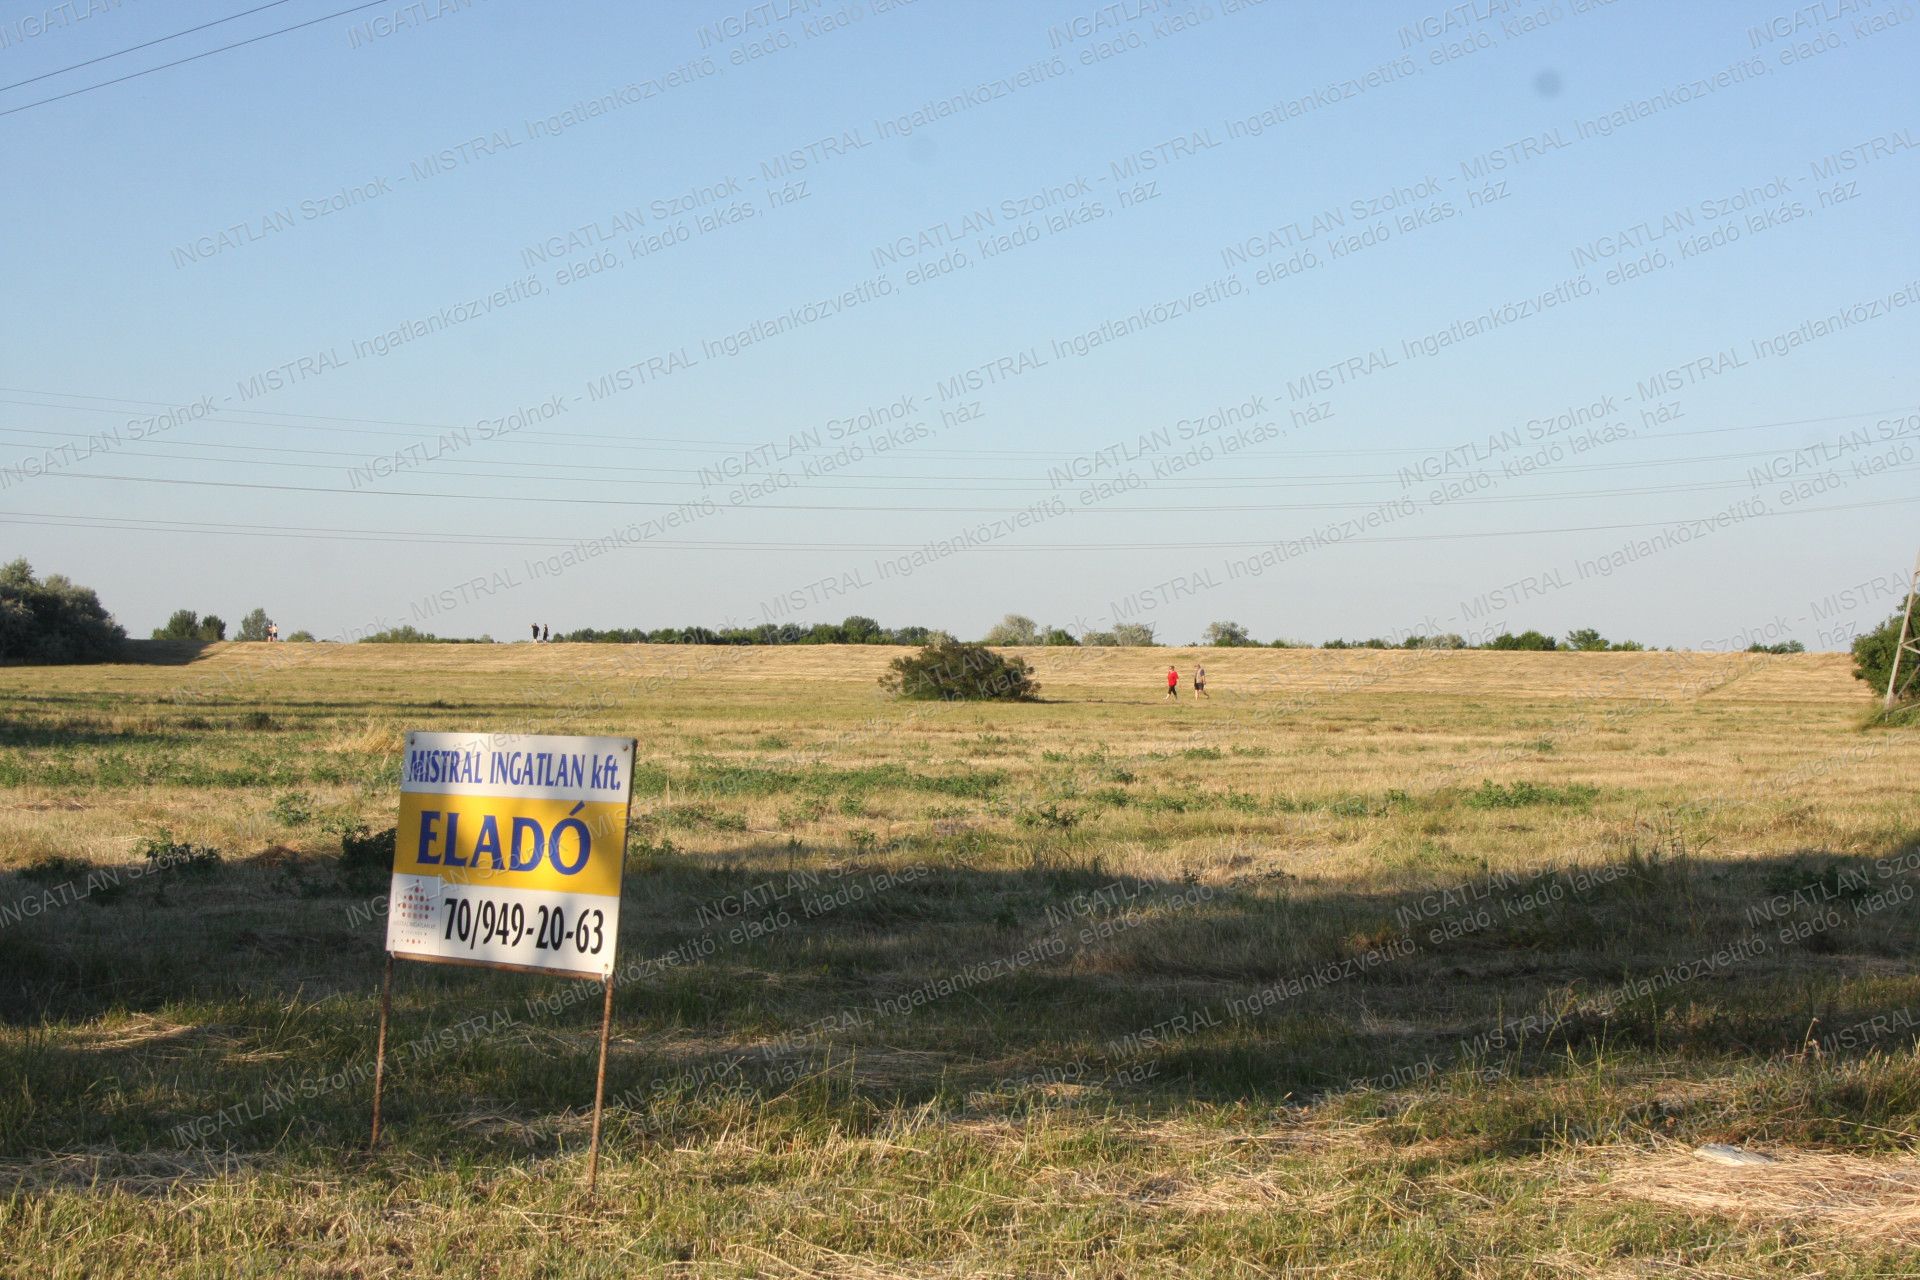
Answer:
385;731;634;978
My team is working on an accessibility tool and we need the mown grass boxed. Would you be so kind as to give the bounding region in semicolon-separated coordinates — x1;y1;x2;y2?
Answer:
0;643;1916;1276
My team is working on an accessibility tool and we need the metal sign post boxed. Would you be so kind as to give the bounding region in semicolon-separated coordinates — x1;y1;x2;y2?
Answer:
367;731;636;1193
587;974;615;1194
370;954;393;1147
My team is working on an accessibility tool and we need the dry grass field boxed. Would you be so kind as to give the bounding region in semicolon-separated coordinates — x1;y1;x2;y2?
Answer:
1;641;1917;1277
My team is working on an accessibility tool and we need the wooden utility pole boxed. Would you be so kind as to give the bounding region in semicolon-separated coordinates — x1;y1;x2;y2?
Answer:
1885;550;1920;711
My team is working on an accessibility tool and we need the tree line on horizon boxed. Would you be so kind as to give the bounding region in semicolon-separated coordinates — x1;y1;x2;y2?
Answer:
5;563;1899;697
360;616;1769;653
520;614;1804;656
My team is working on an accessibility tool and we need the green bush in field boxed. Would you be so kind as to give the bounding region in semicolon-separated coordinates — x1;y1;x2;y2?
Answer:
137;832;223;875
880;638;1039;702
270;792;314;828
1463;779;1599;809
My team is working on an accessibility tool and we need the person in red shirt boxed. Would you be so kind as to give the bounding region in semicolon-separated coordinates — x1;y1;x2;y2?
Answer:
1166;665;1179;699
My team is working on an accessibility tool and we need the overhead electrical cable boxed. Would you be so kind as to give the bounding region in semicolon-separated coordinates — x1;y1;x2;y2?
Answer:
5;493;1915;552
0;388;1909;457
22;467;1920;515
0;0;393;119
4;424;1910;489
0;0;301;92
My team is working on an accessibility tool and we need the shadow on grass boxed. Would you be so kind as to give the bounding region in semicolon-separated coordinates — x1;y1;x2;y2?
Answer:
3;838;1918;1165
117;640;220;666
0;717;200;748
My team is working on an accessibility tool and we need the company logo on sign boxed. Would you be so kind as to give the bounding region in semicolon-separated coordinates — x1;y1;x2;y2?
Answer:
398;881;435;927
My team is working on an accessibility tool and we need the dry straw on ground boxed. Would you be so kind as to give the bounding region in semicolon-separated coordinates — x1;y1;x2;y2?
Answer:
1598;1144;1920;1243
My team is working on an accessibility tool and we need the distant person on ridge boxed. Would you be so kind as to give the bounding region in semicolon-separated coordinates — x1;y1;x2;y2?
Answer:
1194;665;1208;698
531;623;539;642
1166;665;1179;699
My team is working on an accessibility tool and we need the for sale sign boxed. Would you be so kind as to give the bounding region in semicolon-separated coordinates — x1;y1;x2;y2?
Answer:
385;731;635;979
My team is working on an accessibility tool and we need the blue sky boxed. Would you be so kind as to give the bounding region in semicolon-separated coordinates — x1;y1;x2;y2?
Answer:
2;0;1916;647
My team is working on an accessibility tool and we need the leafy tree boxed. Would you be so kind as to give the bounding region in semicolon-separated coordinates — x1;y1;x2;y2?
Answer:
1486;630;1559;651
841;615;884;644
1852;600;1920;704
236;607;272;642
981;613;1042;646
153;609;202;641
1746;640;1805;654
1205;620;1253;647
880;638;1039;701
1042;627;1080;646
1407;633;1467;649
151;609;226;642
0;559;126;664
285;631;316;643
1563;627;1647;652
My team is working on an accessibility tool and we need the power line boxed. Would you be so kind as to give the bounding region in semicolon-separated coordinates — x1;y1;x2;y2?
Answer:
0;387;478;433
0;386;657;440
1;387;1910;458
10;434;1920;500
5;492;1915;553
2;398;1910;474
0;0;300;93
33;461;1920;513
4;421;1910;489
0;0;392;120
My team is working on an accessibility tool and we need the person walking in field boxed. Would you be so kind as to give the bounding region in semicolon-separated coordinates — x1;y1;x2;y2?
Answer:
1193;665;1208;698
1166;665;1179;699
531;623;539;642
